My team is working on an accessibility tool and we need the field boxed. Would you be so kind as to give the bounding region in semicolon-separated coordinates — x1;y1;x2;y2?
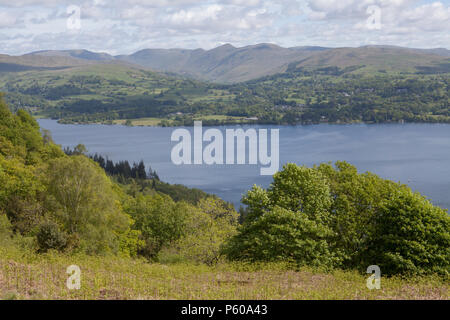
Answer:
113;117;163;126
111;115;248;127
0;246;447;300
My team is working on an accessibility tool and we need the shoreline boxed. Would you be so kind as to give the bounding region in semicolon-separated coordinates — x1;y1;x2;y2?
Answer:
39;118;450;128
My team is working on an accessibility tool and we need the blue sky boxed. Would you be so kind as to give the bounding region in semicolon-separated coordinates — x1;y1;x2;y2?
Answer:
0;0;448;55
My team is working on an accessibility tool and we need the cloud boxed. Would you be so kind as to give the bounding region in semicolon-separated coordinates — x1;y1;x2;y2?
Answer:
0;11;17;27
0;0;448;55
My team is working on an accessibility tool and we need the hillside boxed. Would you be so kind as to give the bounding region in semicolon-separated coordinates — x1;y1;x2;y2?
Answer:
0;96;449;300
0;45;449;126
288;46;450;74
18;44;450;83
29;49;115;61
1;248;448;300
116;44;329;83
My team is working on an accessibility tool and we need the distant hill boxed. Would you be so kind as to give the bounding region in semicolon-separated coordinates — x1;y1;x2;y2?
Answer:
3;44;450;82
115;44;330;83
29;49;115;61
287;46;450;74
0;53;90;72
0;44;448;127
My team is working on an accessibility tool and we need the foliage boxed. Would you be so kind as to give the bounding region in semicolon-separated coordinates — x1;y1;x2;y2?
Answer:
43;156;136;255
0;155;45;234
170;198;239;265
0;213;13;243
124;195;238;264
123;194;191;259
224;206;338;268
1;61;449;126
225;162;450;276
36;220;67;252
363;188;450;276
0;96;139;256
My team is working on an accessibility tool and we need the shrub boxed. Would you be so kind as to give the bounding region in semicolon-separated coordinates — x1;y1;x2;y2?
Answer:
362;189;450;276
225;162;450;276
223;206;339;268
171;198;238;265
124;194;190;259
0;213;13;243
36;221;67;252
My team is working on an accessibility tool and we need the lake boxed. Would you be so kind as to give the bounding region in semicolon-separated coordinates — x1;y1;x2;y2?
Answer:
38;119;450;210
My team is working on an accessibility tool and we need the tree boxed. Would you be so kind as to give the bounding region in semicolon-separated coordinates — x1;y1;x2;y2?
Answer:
124;194;190;259
224;164;339;268
224;206;338;268
225;162;450;275
136;160;147;179
43;156;136;255
0;155;45;234
362;189;450;276
316;161;402;269
172;198;238;265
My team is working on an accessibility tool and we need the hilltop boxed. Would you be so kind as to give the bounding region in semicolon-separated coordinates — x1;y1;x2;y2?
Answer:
4;44;448;83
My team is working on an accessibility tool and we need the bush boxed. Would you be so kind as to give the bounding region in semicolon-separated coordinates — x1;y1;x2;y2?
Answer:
362;189;450;276
225;162;450;276
171;198;238;265
124;194;191;259
223;206;339;268
0;213;13;243
36;221;67;252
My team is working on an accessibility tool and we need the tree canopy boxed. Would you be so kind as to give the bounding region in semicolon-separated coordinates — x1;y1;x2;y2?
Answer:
225;162;450;276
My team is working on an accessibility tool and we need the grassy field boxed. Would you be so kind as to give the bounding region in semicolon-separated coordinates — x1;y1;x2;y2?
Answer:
112;117;163;126
0;246;447;300
111;115;249;127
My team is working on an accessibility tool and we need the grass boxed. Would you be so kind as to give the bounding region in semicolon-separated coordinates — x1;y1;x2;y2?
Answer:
193;115;247;121
112;118;163;126
110;115;249;127
0;246;447;300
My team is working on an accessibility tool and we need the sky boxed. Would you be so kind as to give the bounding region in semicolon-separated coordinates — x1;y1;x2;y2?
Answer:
0;0;449;55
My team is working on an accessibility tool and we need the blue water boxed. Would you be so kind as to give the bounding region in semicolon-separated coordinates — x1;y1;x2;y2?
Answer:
38;119;450;210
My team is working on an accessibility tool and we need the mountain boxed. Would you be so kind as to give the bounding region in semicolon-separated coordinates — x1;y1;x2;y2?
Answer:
116;43;331;83
286;46;450;74
0;53;91;72
0;51;129;73
29;49;115;61
3;44;450;82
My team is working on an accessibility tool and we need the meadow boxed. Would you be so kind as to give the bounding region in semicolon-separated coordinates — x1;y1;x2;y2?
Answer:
0;246;448;300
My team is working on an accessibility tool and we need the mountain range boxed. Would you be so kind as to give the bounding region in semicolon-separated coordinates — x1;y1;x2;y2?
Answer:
1;44;449;83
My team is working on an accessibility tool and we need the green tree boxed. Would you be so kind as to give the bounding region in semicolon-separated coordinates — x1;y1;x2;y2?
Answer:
172;198;239;265
316;161;402;268
0;155;45;234
226;162;450;275
224;164;339;268
44;156;135;255
362;189;450;276
224;206;338;268
124;193;190;259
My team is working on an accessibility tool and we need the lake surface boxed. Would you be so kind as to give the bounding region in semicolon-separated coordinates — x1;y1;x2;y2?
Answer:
38;119;450;210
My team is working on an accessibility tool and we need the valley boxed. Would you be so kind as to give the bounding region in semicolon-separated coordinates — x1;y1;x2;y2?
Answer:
0;44;449;127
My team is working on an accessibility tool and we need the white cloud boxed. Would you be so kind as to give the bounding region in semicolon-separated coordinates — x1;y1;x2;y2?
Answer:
0;0;448;55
